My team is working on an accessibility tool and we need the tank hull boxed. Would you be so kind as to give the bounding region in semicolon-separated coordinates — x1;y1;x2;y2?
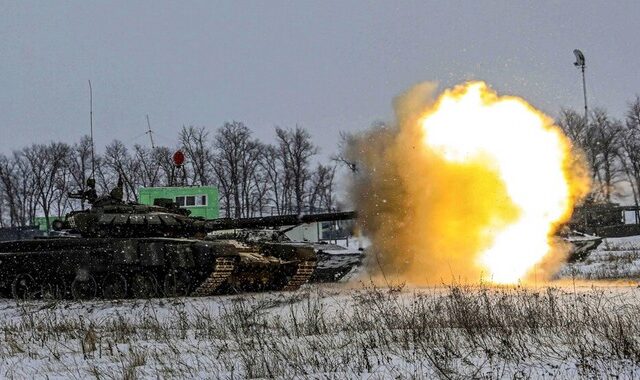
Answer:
0;237;316;300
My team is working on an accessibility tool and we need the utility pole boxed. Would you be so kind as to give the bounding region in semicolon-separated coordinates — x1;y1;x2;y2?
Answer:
145;114;156;149
573;49;588;121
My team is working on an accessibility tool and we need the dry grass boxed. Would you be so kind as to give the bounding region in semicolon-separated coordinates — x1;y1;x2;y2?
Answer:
0;284;638;378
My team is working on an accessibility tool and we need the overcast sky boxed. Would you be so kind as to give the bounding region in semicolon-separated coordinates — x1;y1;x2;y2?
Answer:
1;1;638;159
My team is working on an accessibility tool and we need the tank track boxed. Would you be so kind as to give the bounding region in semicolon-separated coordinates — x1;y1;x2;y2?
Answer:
191;257;236;296
281;260;316;291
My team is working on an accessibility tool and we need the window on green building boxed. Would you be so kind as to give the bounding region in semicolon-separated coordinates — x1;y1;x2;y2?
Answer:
176;195;208;207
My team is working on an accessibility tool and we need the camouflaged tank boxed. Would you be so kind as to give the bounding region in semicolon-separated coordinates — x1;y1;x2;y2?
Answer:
0;179;357;300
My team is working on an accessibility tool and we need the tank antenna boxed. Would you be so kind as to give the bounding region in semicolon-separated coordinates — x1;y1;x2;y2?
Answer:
145;114;156;149
88;80;96;178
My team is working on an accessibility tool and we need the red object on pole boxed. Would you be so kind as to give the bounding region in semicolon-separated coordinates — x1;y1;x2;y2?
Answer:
172;150;185;167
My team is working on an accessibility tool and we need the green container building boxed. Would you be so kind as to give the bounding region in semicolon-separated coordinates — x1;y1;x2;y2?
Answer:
138;186;220;219
33;216;63;231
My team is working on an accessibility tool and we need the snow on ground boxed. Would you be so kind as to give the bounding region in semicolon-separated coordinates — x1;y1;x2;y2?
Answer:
1;283;640;379
559;235;640;280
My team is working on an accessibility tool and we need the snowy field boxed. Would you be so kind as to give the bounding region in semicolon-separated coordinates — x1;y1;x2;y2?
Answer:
1;281;640;379
559;235;640;280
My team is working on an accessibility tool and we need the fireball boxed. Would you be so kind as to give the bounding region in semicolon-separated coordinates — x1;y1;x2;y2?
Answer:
420;82;580;283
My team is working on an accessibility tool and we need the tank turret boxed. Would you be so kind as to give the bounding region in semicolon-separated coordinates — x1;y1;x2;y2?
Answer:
55;180;356;239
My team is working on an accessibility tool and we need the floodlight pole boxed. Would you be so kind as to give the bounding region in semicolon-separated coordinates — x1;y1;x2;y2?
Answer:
579;64;588;121
573;49;588;122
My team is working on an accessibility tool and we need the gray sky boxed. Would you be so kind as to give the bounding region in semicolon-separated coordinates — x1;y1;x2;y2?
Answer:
1;1;638;159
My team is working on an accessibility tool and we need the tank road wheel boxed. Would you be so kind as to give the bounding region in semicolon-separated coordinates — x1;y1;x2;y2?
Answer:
163;270;191;297
41;282;67;300
130;272;158;299
40;283;57;301
102;273;128;299
71;273;98;300
11;274;37;300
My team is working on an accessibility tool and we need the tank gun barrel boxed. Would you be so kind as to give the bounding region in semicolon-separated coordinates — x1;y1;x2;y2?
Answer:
202;211;357;231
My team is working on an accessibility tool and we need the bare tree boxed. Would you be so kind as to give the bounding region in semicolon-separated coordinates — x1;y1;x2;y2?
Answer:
65;136;94;210
591;109;624;202
93;156;114;196
250;169;270;216
620;97;640;205
627;96;640;130
22;143;70;230
320;164;337;211
308;164;335;212
0;154;22;226
332;131;358;173
52;161;73;218
558;108;605;201
133;144;163;188
0;192;4;227
240;140;263;217
180;126;213;186
275;126;318;214
153;146;180;187
14;152;39;226
260;145;285;215
211;158;232;217
103;140;137;201
212;122;262;218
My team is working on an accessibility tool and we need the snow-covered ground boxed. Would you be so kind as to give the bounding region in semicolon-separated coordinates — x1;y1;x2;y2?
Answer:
1;282;640;379
559;235;640;280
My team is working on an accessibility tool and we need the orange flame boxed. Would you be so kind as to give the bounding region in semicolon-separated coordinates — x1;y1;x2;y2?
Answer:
419;82;583;283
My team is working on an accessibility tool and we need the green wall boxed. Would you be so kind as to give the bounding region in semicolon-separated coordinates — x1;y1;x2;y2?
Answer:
138;186;219;219
33;216;63;231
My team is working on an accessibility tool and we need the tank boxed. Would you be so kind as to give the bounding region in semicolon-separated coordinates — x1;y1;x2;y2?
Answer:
206;228;365;284
0;178;358;300
557;227;603;262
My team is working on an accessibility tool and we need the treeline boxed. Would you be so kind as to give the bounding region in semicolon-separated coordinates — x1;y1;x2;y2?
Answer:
5;95;637;229
559;96;640;204
0;123;337;228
